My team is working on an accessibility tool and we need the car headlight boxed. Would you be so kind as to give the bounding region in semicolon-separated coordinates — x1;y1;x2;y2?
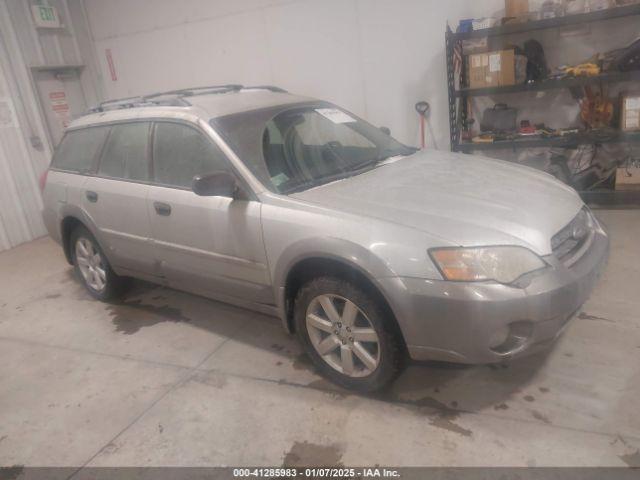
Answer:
429;246;546;283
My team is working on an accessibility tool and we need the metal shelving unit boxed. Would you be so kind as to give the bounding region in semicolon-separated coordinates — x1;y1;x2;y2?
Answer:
450;2;640;40
445;4;640;206
454;70;640;98
457;130;640;151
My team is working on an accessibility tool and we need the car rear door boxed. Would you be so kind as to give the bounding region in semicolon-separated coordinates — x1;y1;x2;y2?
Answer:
82;121;157;276
45;125;110;240
146;120;272;304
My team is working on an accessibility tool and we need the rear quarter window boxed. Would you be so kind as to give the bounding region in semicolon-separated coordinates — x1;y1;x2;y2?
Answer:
52;126;110;173
98;122;150;181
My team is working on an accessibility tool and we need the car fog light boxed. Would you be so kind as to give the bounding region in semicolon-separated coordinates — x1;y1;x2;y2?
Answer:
489;321;534;355
488;326;510;349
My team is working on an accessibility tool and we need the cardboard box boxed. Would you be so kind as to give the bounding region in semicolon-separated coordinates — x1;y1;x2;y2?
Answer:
621;94;640;131
468;53;488;88
505;0;529;18
468;50;516;89
616;167;640;190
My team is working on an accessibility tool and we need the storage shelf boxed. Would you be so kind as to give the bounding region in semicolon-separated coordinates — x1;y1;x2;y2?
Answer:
445;4;640;206
454;70;640;97
580;189;640;207
449;3;640;40
455;130;640;151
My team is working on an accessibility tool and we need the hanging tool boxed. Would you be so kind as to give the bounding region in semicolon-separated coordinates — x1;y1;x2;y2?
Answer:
415;101;430;149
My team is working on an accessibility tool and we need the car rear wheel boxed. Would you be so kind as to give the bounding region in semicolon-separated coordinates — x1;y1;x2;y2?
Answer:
294;276;404;392
71;226;127;301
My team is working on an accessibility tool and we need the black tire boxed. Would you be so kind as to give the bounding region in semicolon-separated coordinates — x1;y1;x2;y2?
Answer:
294;276;404;392
70;226;128;301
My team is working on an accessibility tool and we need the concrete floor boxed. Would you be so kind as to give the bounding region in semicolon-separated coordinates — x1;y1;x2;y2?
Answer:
0;209;639;468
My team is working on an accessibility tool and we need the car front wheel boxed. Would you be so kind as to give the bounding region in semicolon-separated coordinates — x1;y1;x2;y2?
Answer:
294;276;404;392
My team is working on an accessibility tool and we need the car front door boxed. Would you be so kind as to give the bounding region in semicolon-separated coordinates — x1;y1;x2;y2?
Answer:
146;120;272;305
82;121;157;277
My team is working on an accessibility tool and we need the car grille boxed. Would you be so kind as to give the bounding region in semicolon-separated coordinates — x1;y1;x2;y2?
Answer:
551;208;594;266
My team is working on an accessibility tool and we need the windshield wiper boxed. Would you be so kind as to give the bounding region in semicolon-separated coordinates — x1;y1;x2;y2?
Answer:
282;166;362;194
347;151;409;173
281;179;322;194
283;150;415;194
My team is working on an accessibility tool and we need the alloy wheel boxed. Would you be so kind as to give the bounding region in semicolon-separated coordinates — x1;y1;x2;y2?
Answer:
75;237;106;292
306;294;380;377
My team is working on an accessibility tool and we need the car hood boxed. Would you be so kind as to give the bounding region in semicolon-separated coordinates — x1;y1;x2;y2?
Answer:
290;149;583;255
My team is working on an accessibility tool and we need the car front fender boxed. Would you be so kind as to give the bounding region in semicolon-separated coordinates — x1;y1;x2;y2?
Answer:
272;236;400;332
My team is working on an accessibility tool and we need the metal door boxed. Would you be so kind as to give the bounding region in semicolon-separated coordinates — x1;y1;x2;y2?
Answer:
32;67;86;146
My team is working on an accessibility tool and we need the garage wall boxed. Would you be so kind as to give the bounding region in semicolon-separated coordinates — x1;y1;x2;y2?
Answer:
0;48;45;251
81;0;503;148
0;0;51;251
0;0;100;252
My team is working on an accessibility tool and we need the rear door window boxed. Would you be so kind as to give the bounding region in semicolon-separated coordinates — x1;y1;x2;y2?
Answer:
52;126;109;173
152;122;229;189
98;122;151;181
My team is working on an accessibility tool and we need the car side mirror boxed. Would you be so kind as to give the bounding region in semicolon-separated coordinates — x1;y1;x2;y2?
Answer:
192;171;238;198
380;126;391;135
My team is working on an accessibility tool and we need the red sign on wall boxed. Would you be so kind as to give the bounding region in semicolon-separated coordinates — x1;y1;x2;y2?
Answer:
105;48;117;81
48;91;70;128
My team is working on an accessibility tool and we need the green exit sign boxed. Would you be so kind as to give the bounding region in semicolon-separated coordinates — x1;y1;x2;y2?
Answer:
31;5;60;28
39;6;54;21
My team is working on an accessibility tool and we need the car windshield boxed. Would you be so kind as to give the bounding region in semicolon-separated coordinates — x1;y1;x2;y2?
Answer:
212;103;416;194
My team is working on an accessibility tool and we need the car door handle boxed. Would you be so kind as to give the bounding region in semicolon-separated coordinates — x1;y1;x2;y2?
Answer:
86;191;98;203
153;201;172;216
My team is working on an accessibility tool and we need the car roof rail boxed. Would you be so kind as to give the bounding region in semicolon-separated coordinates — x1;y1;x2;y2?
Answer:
243;85;288;93
144;84;288;98
145;84;244;99
87;84;288;113
89;96;143;112
88;95;189;113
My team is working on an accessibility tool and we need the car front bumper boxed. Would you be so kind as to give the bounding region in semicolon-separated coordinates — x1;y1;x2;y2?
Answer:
377;228;609;364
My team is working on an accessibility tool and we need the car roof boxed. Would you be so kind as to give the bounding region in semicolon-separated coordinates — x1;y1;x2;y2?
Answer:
68;86;314;130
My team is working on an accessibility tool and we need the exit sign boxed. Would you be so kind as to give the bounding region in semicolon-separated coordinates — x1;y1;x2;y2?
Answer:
31;5;60;28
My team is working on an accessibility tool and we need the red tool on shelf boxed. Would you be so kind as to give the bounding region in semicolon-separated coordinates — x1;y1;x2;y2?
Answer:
519;120;537;135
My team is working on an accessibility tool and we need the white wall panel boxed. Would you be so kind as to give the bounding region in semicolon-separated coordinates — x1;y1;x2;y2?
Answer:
84;0;503;147
264;0;366;116
185;9;272;87
93;9;275;99
95;24;193;97
86;0;289;40
357;0;503;148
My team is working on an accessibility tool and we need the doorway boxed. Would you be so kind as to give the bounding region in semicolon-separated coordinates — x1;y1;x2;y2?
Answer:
31;66;87;146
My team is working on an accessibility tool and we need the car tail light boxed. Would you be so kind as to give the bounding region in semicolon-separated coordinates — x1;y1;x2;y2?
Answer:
39;169;49;193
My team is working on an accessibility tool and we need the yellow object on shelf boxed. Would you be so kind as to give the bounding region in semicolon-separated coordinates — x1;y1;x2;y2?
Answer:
562;63;601;77
472;134;495;143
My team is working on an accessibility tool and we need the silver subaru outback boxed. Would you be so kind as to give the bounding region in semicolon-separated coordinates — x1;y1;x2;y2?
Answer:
42;85;609;391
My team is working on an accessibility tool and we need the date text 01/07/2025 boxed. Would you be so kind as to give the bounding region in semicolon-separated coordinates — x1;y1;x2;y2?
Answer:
232;467;401;478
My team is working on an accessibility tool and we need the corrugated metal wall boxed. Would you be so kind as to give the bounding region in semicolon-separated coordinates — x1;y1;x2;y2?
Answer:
0;0;98;252
0;55;46;251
